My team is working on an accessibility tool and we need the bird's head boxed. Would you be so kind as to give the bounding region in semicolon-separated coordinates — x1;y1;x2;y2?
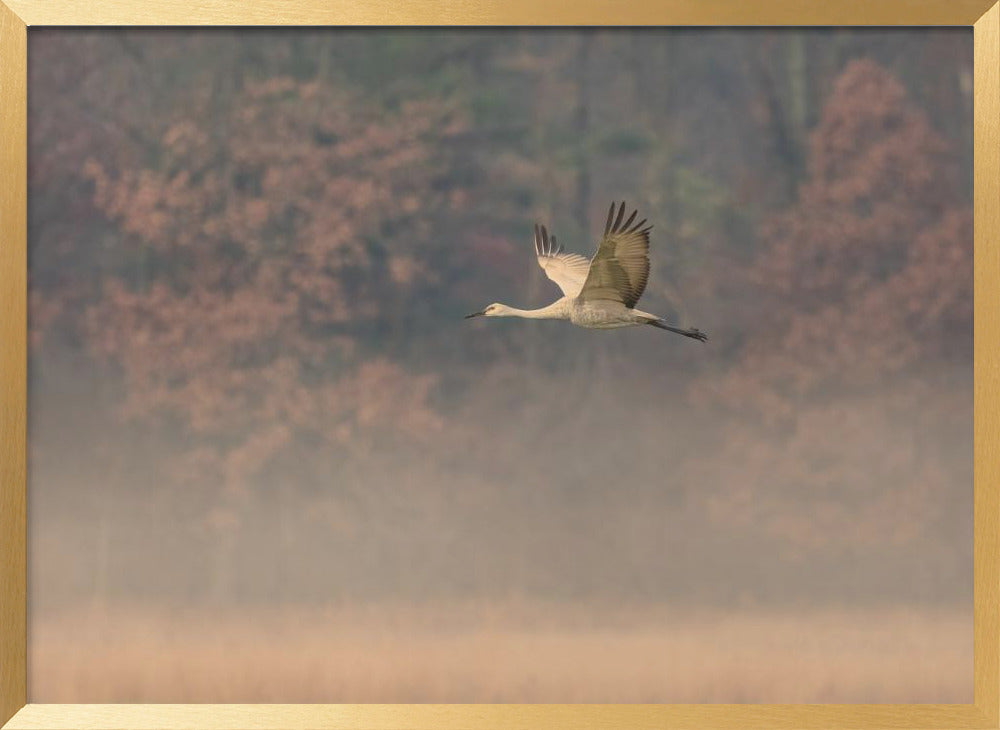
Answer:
465;303;507;319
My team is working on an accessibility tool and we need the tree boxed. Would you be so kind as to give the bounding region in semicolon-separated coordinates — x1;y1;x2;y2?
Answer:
690;60;972;560
707;59;971;420
76;76;467;598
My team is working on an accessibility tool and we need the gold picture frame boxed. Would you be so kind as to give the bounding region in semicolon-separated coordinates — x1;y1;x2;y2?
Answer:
2;1;998;728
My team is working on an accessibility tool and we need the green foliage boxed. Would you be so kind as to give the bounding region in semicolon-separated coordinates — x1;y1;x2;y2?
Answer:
597;129;652;155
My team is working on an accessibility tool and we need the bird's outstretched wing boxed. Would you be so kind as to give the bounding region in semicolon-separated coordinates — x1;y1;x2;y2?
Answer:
578;201;651;309
534;224;591;298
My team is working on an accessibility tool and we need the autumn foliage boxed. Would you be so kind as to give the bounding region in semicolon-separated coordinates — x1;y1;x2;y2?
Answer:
694;60;972;551
71;78;471;493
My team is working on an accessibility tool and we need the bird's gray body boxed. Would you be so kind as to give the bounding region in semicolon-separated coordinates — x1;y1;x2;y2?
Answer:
466;202;708;342
569;299;650;329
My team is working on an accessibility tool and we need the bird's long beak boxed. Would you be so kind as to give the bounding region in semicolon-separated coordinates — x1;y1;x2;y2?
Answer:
465;310;485;319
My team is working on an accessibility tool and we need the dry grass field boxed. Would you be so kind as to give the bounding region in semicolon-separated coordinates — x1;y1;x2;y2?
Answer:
30;602;971;703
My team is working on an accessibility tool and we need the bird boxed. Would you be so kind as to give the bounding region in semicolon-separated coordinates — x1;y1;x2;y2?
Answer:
466;201;708;341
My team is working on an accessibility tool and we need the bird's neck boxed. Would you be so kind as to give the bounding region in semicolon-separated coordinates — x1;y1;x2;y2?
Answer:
500;301;567;319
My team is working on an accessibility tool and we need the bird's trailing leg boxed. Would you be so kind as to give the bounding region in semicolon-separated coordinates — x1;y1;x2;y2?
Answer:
647;319;708;342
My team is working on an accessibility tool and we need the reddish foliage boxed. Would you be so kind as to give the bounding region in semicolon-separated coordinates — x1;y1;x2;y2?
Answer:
79;78;461;488
705;60;972;421
689;61;972;550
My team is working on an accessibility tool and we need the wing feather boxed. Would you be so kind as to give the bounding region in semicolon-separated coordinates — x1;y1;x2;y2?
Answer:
579;201;651;309
534;224;590;298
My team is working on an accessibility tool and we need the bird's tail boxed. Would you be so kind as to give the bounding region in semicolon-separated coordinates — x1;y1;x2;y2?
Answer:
647;319;708;342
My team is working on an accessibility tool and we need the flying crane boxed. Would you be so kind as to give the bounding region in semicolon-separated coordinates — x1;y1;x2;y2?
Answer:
466;201;708;341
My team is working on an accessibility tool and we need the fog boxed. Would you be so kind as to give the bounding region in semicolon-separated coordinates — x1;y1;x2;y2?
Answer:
27;27;973;701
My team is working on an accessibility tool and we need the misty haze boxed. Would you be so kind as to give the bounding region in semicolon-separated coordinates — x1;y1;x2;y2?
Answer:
27;28;972;702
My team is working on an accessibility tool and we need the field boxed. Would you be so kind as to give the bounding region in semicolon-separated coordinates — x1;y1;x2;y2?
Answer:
30;602;971;703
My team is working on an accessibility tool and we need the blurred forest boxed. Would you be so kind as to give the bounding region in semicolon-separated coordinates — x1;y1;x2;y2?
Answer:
27;28;972;621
